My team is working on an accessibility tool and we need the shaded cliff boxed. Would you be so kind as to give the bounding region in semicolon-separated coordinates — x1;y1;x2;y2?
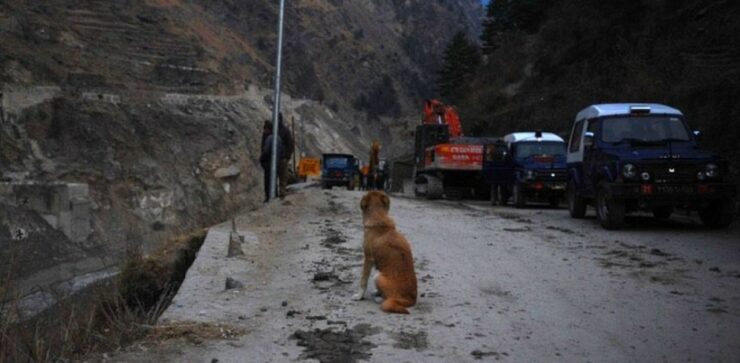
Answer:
457;0;739;175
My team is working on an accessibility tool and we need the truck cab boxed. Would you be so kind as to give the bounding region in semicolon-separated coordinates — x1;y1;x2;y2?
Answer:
485;132;567;208
321;153;356;190
566;103;736;229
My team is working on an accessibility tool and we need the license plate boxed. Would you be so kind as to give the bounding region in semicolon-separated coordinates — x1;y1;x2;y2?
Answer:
548;183;566;190
655;185;694;194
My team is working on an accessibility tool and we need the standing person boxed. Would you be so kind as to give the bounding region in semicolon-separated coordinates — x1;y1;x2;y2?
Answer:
260;121;283;203
360;163;369;191
277;113;295;198
368;140;380;190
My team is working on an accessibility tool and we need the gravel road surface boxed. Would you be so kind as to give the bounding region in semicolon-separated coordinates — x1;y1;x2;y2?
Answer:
108;188;740;362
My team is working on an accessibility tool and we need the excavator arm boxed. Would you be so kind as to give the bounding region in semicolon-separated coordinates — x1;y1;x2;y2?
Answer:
422;99;463;137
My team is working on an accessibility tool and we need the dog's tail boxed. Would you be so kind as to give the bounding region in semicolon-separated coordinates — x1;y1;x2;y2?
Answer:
381;298;411;314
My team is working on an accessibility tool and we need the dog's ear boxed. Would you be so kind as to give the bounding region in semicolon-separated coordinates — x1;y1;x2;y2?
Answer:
381;193;390;210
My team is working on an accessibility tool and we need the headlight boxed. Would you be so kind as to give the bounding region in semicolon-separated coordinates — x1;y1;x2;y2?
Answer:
640;171;651;181
525;170;535;180
705;163;719;178
622;163;637;178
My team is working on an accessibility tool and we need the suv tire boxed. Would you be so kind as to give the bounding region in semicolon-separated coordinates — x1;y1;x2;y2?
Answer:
596;181;625;230
699;200;734;229
567;180;587;218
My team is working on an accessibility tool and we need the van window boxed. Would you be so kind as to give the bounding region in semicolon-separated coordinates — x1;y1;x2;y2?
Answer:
516;142;566;159
569;120;584;152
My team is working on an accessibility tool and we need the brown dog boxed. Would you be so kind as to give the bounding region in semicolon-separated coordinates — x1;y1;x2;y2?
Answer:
352;191;417;314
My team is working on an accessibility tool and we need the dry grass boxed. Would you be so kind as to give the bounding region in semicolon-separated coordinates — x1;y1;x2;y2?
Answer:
143;321;246;345
0;229;208;362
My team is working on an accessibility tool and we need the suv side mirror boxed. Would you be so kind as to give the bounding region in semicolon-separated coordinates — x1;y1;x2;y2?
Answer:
583;131;595;149
693;130;702;141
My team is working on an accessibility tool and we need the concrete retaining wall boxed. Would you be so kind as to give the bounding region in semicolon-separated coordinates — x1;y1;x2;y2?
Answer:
0;181;92;244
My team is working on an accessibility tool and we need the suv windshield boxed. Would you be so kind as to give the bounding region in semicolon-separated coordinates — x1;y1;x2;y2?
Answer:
325;157;350;168
515;142;566;159
601;116;691;143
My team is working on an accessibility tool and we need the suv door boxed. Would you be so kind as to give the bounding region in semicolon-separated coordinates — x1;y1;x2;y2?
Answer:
483;141;511;185
581;119;600;198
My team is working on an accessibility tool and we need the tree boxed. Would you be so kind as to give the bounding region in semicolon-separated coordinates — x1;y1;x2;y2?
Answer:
437;32;480;103
480;0;514;54
480;0;550;54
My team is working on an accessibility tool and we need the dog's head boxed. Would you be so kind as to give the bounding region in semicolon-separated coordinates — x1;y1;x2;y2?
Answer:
361;190;390;213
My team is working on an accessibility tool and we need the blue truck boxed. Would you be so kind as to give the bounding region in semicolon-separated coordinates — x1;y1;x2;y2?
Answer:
483;131;568;208
320;153;357;190
566;103;736;229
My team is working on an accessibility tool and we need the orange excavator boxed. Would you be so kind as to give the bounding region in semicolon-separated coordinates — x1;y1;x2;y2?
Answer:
413;99;495;199
423;99;463;137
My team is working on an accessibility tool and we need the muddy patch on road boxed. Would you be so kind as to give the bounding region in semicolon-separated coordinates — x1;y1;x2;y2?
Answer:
291;323;380;363
392;330;428;351
321;227;347;247
493;211;534;224
545;225;580;236
595;241;691;285
471;349;509;360
310;262;352;291
503;226;532;232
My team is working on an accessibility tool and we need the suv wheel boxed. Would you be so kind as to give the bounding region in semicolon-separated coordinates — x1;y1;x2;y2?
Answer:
652;206;672;220
567;180;587;218
596;182;625;230
699;200;734;229
513;184;525;209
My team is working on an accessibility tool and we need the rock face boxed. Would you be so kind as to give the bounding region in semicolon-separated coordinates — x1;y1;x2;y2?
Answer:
0;1;482;265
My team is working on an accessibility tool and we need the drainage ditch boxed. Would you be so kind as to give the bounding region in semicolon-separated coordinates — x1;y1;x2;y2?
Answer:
0;229;208;362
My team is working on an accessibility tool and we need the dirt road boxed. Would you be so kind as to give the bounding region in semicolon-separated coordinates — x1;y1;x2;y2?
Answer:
109;188;740;362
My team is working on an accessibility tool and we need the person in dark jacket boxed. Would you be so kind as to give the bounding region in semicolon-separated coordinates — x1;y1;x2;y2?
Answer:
277;113;295;197
260;121;283;202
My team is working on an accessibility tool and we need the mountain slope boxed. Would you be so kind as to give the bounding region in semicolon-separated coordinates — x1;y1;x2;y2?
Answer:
0;0;482;257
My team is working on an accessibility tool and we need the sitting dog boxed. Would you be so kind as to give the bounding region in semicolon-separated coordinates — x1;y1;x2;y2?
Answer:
352;191;417;314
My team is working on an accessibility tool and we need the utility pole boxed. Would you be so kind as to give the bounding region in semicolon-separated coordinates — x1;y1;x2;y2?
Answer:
269;0;287;201
292;116;297;177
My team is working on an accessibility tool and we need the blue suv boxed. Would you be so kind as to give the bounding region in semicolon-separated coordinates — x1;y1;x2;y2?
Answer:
484;131;568;208
321;153;357;190
566;103;736;229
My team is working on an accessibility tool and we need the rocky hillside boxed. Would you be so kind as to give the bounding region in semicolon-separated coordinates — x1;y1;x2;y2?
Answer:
0;0;482;260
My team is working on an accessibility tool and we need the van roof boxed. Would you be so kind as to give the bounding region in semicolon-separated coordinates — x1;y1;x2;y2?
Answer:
503;132;564;143
576;103;683;121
